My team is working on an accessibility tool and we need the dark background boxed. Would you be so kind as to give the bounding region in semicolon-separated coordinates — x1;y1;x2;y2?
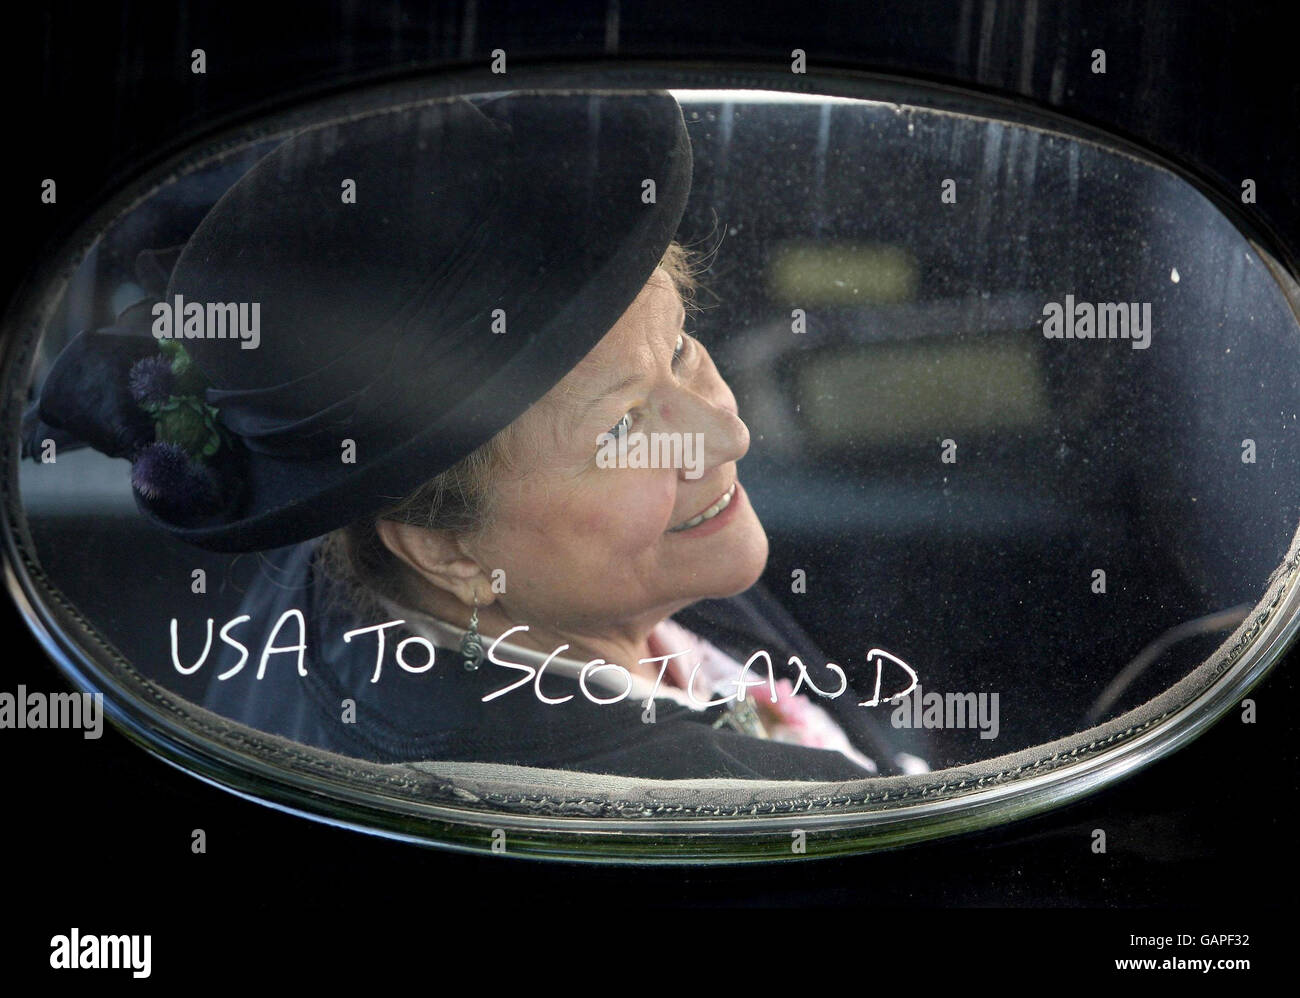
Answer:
1;0;1295;976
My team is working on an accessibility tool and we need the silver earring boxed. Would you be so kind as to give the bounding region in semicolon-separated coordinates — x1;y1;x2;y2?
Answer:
460;595;484;671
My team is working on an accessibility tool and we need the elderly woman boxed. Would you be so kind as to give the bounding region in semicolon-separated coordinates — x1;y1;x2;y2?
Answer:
25;91;924;780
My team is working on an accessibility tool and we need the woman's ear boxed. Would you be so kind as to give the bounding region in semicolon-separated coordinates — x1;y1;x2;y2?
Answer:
374;519;489;607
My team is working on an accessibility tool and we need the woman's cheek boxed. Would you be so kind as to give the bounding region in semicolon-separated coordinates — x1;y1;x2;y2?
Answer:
583;474;676;550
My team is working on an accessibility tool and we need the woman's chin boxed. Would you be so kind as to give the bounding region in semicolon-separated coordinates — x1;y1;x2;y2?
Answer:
733;526;771;595
688;512;770;600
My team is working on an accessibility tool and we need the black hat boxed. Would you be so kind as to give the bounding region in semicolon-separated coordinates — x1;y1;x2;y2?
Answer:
23;91;693;552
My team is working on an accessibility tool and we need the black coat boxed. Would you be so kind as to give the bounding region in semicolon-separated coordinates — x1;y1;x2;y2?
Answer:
199;541;929;780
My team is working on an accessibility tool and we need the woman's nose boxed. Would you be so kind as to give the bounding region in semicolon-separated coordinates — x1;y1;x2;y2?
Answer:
667;379;750;474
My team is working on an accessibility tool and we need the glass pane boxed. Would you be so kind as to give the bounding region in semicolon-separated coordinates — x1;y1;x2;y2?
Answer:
9;79;1300;855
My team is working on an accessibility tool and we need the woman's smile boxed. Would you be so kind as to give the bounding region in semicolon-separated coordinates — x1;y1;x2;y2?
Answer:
665;480;745;537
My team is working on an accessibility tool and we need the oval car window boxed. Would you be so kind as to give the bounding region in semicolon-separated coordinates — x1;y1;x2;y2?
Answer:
5;70;1300;861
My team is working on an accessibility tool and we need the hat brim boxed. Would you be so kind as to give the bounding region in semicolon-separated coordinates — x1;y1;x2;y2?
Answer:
144;91;693;553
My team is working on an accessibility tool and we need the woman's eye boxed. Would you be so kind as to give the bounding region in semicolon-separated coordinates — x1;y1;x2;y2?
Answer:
608;411;633;439
672;332;687;369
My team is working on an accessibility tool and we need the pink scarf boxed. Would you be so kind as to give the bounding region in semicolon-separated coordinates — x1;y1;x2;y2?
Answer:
648;617;878;774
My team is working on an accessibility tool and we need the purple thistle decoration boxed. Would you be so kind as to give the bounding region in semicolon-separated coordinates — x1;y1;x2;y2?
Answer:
130;441;220;522
127;355;177;408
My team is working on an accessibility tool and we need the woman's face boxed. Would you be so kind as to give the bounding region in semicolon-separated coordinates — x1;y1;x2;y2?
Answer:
464;267;770;634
